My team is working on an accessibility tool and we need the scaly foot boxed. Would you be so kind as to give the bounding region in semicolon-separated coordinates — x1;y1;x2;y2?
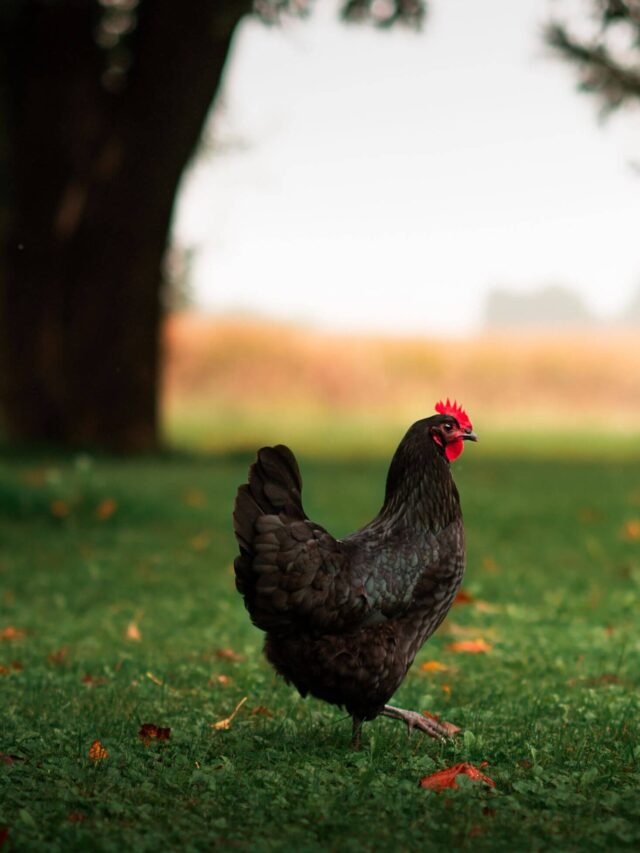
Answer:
381;705;458;740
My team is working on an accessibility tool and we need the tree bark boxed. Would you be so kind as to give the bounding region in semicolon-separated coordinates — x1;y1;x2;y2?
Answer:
0;0;250;450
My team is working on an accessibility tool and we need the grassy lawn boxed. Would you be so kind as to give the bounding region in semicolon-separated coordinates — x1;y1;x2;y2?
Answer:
1;442;639;851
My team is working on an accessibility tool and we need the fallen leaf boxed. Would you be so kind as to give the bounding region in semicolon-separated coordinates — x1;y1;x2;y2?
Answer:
251;705;273;718
88;740;109;762
67;812;86;823
82;674;108;686
0;827;8;848
446;639;492;654
419;762;496;791
138;723;171;745
211;696;248;731
125;621;141;642
420;660;448;673
441;683;452;696
621;519;640;541
184;489;206;508
481;556;499;574
50;499;70;518
96;498;117;520
454;589;475;605
421;712;461;736
190;533;210;551
48;647;69;665
210;674;231;687
0;661;22;675
1;627;26;641
0;754;21;765
215;647;244;663
577;507;603;523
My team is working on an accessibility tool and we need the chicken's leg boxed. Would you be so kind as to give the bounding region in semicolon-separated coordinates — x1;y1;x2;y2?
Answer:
381;705;456;740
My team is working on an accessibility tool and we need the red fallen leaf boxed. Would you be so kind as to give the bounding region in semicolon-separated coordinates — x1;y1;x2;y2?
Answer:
96;498;118;520
419;762;496;791
138;723;171;745
0;661;22;675
67;812;86;823
82;674;108;686
48;647;69;665
0;827;8;848
215;647;244;663
88;740;109;762
421;712;461;736
446;639;492;654
1;626;26;641
454;588;475;605
0;754;22;765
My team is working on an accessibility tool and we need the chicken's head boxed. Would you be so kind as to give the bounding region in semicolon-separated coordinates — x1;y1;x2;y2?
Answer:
430;399;477;461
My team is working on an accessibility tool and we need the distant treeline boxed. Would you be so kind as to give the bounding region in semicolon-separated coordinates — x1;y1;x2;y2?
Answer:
484;285;640;330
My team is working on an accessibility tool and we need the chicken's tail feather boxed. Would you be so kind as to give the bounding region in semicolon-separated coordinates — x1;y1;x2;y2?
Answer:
233;445;305;595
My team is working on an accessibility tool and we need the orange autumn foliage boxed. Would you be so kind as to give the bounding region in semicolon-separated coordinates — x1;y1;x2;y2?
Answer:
419;762;496;791
446;639;493;654
88;740;109;762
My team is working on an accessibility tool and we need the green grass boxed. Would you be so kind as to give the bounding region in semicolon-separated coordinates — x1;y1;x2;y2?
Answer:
1;445;639;851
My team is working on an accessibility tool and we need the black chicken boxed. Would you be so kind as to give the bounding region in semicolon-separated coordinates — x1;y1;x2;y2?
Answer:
233;400;477;748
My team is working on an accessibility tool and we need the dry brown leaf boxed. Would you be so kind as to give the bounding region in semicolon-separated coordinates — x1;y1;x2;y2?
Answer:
88;739;109;762
420;660;448;673
96;498;118;520
82;674;108;686
48;647;69;665
1;627;26;641
190;533;210;551
447;638;492;654
138;723;171;745
215;647;244;663
481;557;499;574
126;621;141;642
50;499;70;518
419;762;496;791
184;489;206;508
621;519;640;541
0;661;22;675
67;812;86;823
251;705;273;718
211;696;248;730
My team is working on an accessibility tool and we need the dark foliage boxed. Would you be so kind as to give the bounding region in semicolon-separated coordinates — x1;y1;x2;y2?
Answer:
546;1;640;113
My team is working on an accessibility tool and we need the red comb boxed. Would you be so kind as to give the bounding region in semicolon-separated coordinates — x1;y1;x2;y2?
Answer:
434;399;472;431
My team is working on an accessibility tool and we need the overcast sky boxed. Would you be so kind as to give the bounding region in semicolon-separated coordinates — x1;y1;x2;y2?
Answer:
173;0;640;335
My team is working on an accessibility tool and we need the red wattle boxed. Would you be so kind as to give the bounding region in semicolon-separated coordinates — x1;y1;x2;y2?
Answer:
445;439;464;461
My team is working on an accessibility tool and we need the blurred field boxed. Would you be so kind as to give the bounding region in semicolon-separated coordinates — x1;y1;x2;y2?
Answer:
163;314;640;455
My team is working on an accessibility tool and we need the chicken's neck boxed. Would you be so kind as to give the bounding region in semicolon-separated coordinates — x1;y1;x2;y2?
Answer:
380;433;460;533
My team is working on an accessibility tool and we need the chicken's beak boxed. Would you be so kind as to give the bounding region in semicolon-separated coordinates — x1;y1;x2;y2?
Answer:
462;430;478;442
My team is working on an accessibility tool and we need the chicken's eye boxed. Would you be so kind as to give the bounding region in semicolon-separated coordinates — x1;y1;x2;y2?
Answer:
444;423;453;431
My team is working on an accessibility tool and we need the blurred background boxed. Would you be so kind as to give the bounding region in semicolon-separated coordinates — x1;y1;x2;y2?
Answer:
1;0;639;457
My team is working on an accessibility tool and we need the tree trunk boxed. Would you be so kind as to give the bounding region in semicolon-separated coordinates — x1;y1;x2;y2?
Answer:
0;0;250;451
